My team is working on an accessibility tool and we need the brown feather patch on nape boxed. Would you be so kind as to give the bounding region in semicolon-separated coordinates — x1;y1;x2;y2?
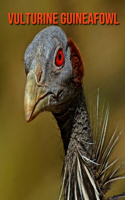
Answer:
68;38;84;87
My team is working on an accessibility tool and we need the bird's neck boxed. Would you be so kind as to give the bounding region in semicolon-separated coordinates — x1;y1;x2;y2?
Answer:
53;86;93;157
53;87;102;200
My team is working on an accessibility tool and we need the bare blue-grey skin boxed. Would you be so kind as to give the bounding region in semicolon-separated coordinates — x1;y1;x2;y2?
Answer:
24;26;75;122
24;26;125;200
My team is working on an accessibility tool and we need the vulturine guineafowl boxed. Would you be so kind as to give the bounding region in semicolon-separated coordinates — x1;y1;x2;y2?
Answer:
24;26;125;200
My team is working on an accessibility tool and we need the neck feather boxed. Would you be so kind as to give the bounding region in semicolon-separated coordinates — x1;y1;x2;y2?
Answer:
53;86;93;157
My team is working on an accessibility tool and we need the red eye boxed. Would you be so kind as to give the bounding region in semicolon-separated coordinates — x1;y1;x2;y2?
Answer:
55;48;64;67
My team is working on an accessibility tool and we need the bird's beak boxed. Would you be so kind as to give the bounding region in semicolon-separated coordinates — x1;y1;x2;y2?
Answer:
24;70;48;122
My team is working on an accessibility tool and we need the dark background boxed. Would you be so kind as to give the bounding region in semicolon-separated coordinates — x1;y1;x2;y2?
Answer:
0;0;125;199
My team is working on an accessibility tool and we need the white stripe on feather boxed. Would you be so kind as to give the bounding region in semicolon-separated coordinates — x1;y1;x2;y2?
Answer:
84;165;100;199
74;183;78;200
77;164;84;200
98;100;105;140
103;176;125;188
78;148;99;166
100;124;119;163
109;160;125;179
102;130;123;170
67;173;71;200
94;88;99;142
100;157;119;176
96;106;109;162
58;164;67;200
77;156;89;200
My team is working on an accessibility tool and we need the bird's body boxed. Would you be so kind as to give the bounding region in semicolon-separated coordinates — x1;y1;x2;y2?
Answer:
24;26;125;200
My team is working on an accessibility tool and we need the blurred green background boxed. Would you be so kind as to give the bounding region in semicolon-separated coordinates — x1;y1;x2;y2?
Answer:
0;0;125;199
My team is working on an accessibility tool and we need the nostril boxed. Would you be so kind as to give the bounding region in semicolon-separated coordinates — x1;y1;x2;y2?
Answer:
36;70;43;84
38;72;42;82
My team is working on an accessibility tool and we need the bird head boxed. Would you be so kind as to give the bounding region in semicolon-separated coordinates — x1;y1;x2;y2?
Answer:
24;26;84;122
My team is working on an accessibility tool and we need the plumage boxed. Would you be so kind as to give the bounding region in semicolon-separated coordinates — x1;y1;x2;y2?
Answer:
23;26;125;200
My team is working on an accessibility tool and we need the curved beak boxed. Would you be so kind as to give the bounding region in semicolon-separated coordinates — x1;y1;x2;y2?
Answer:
24;70;49;122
